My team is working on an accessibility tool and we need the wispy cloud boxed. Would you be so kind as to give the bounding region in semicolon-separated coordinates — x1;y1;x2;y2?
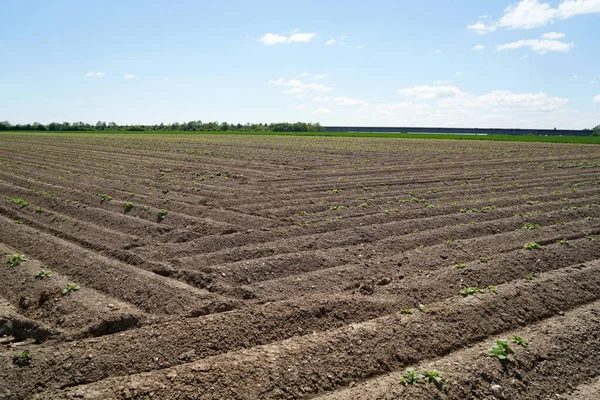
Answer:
468;0;600;33
259;31;316;45
85;71;105;78
399;85;466;100
268;78;333;94
472;44;486;51
456;71;464;76
541;32;566;39
124;74;138;79
497;33;574;54
312;96;368;106
593;94;600;103
315;108;333;114
569;75;578;80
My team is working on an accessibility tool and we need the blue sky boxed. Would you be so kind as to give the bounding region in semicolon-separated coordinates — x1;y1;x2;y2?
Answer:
1;0;599;128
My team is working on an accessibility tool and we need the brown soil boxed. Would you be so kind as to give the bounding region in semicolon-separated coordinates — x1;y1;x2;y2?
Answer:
0;133;599;399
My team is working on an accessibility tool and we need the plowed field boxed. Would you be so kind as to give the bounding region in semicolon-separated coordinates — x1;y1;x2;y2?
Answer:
1;133;599;399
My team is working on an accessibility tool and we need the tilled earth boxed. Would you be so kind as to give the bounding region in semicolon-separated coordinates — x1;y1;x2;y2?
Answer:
0;132;599;399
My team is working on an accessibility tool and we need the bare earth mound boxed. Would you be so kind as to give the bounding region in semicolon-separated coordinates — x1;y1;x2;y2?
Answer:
0;133;599;399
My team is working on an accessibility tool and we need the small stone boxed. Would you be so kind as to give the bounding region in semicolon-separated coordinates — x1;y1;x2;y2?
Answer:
492;384;505;399
166;370;178;379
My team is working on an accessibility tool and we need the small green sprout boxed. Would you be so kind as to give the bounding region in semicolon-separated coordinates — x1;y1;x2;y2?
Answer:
400;307;413;315
399;368;424;385
488;339;513;360
521;223;540;230
35;207;44;213
123;201;134;212
558;239;570;245
453;263;468;269
14;219;22;225
157;209;168;221
460;287;481;297
487;285;498;294
479;257;488;263
95;193;113;202
525;274;534;281
524;242;542;250
35;270;53;279
511;336;529;348
11;198;29;208
13;350;32;366
62;283;80;296
7;254;27;267
422;369;443;384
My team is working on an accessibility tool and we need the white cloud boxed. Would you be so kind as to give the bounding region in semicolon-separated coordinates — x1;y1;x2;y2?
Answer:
472;44;486;50
259;31;316;45
326;36;346;46
359;102;431;116
439;89;569;112
456;71;464;76
497;35;575;54
569;74;578;80
312;96;368;106
468;18;497;34
497;0;557;29
85;71;105;78
434;49;442;53
315;108;333;114
313;73;327;80
269;78;333;94
469;0;600;33
541;31;566;39
300;72;310;77
593;94;600;103
557;0;600;19
399;85;466;100
124;74;138;79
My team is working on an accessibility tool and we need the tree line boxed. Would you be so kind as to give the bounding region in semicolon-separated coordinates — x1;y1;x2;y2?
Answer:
0;121;323;132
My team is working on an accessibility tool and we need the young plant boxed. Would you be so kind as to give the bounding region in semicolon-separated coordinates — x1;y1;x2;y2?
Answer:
35;270;53;279
422;369;443;384
460;287;481;297
511;336;529;348
400;307;413;315
157;209;168;221
479;257;488;263
453;263;468;269
14;219;22;225
488;339;513;360
7;254;27;267
13;350;32;366
95;193;113;202
35;207;44;213
11;198;29;208
399;368;424;385
123;201;134;212
61;283;80;296
487;285;498;294
524;242;542;250
525;274;534;281
521;223;540;230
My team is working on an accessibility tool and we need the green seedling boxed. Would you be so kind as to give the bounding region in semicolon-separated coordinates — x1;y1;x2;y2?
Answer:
123;201;134;212
7;254;27;267
453;263;468;269
422;369;443;384
488;339;513;360
399;368;424;385
525;274;534;281
522;223;540;230
11;198;29;208
487;285;498;294
35;207;44;213
14;219;22;225
524;242;542;250
558;239;570;245
400;307;413;315
95;193;113;202
157;209;168;221
13;350;32;366
460;287;481;297
62;283;80;296
511;336;529;348
480;257;488;263
35;270;53;279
